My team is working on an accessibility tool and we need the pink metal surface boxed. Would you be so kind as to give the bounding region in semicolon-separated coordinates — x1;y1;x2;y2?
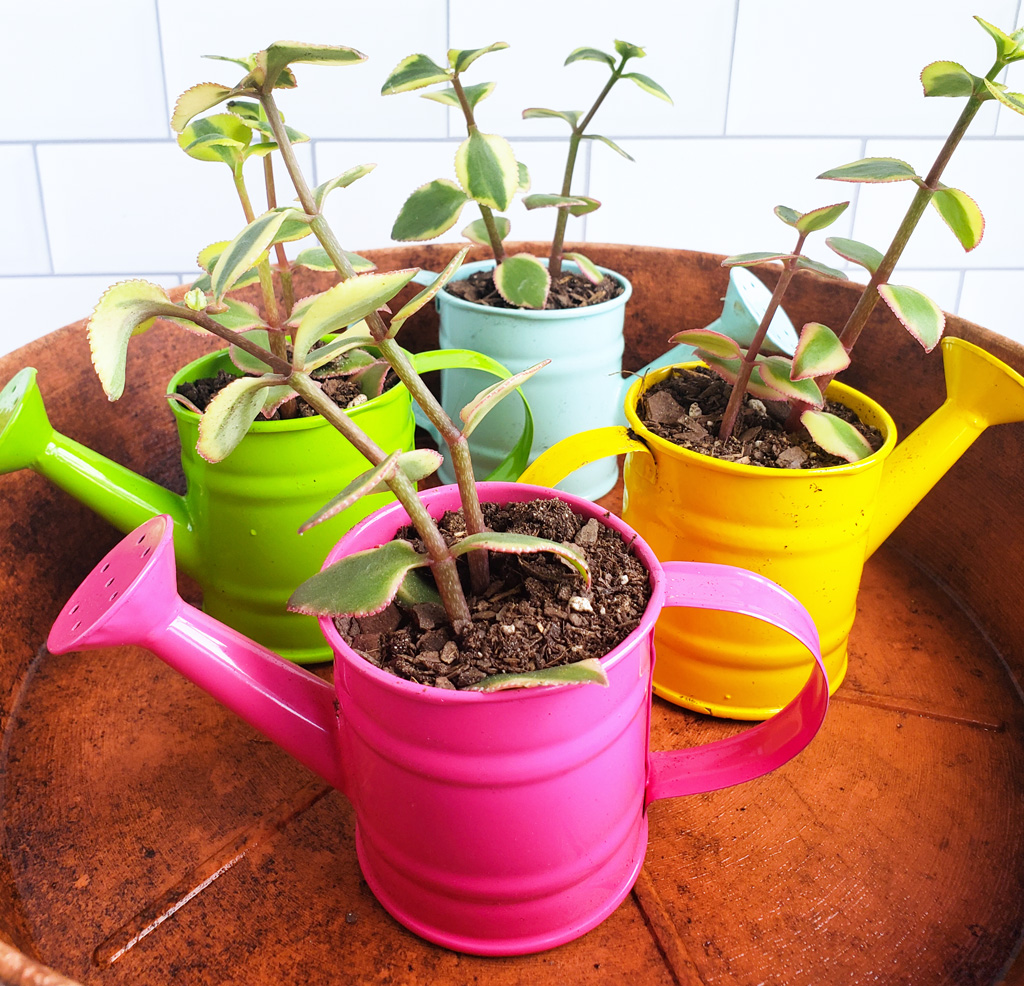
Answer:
47;483;827;956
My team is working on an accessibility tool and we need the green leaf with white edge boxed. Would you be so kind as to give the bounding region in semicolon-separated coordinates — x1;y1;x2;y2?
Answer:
667;328;743;360
382;53;451;95
583;133;634;161
422;81;495;109
522;107;581;127
565;46;615;68
294;246;376;273
197;373;290;462
205;53;255;72
877;284;945;352
792;201;849;234
462;215;510;246
818;157;919;183
260;42;366;89
178;132;248;167
614;40;647;60
211;208;296;302
392;179;469;241
931;186;985;251
983;80;1024;115
460;360;549;438
794;257;847;279
226;99;309;143
179;112;252;148
351;359;391;398
774;205;801;227
387;247;470;339
450;533;591;588
623;72;672;103
196;241;228;274
469;659;609;692
493;253;550;309
792;322;849;380
567;197;601;217
722;252;796;267
366;449;444;494
87;281;172;400
701;355;785;403
757;355;826;407
522;193;592;211
228;329;275;374
295;333;376;373
921;61;979;98
293;268;419;365
801;409;874;463
183;288;207;311
267;215;313;247
312;163;377;211
310;347;378;380
192;298;264;334
564;252;602;283
455;131;519;211
171;83;238;133
259;385;300;420
448;42;509;74
288;539;428;618
826;236;883;274
517;161;531;192
299;452;403;533
974;16;1024;63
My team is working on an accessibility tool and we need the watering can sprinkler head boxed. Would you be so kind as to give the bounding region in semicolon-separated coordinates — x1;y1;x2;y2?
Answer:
0;367;53;475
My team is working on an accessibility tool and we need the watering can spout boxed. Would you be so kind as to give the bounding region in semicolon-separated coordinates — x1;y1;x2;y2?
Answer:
46;515;344;791
1;367;197;569
867;336;1024;557
617;267;799;415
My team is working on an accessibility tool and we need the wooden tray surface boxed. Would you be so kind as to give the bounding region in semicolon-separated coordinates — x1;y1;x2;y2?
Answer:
1;245;1022;986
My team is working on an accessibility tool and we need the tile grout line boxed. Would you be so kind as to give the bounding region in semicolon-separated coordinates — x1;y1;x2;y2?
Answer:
31;144;54;276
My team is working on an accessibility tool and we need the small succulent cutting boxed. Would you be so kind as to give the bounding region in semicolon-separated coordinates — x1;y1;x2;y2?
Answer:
670;16;1024;462
85;42;603;690
383;39;671;309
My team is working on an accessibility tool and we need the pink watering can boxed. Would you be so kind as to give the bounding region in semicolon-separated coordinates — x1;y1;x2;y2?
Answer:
47;482;828;956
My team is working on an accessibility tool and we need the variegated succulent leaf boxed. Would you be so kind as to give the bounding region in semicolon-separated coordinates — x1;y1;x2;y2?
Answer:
184;297;264;336
460;360;550;438
794;257;847;279
392;179;469;241
171;83;241;133
492;253;551;309
381;53;452;95
448;43;509;74
366;449;444;495
583;133;634;161
422;81;496;110
294;247;376;273
757;356;827;407
455;131;519;211
228;328;276;374
975;16;1024;63
522;193;592;211
288;539;429;618
565;46;615;68
293;269;419;366
792;322;850;380
818;157;920;183
87;281;174;400
395;569;443;608
196;373;292;461
775;201;849;234
622;72;672;103
258;42;366;91
211;208;303;302
722;252;797;267
462;215;511;246
930;186;985;251
450;533;591;588
298;452;403;533
301;334;377;374
983;80;1024;115
469;659;609;692
350;359;392;398
668;328;744;361
921;60;981;98
700;355;788;403
801;409;874;463
183;288;207;311
387;247;470;339
312;164;377;211
614;40;646;60
177;114;253;168
563;252;602;283
826;236;883;274
877;284;945;352
522;107;581;128
517;161;531;192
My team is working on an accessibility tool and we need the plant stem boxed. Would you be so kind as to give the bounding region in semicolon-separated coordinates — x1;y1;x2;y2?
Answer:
549;54;626;277
451;74;506;262
262;153;295;317
719;234;806;442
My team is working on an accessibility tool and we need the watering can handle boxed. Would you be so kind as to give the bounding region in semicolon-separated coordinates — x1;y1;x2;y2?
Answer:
645;562;828;805
410;348;535;482
518;426;649;488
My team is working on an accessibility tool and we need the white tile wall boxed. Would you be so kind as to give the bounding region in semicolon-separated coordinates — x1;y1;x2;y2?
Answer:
3;0;1024;357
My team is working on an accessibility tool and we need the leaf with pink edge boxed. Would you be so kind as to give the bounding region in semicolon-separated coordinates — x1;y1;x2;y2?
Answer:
792;322;850;380
171;83;238;133
722;252;795;267
700;355;784;403
298;452;402;532
469;659;609;691
667;328;743;360
197;373;292;461
462;215;510;246
366;449;444;494
818;157;919;183
921;60;979;98
493;253;550;309
451;532;591;587
794;257;847;279
826;237;883;274
877;284;945;352
983;80;1024;115
563;252;602;283
460;361;549;437
931;186;985;251
382;53;451;95
288;539;428;618
801;409;874;463
758;356;826;407
387;247;470;339
775;201;849;233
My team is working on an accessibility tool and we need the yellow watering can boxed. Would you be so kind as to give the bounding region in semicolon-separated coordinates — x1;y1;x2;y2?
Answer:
522;336;1024;720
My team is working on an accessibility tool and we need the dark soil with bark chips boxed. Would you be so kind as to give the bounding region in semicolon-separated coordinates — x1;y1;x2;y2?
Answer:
335;497;653;690
639;365;884;469
176;370;373;419
444;268;624;310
